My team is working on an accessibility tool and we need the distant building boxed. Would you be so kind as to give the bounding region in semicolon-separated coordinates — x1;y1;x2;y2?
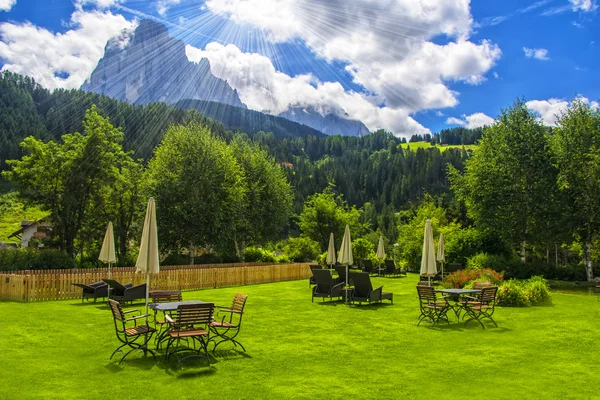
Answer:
7;217;51;248
277;161;293;169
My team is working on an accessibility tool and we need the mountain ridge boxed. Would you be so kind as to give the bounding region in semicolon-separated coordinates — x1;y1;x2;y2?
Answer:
81;20;245;108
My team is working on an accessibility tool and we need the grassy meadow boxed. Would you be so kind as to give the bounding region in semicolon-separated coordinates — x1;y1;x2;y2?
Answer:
0;273;598;399
400;142;479;152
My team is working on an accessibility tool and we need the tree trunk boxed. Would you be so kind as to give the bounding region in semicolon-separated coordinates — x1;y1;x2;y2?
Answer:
546;248;550;264
520;240;527;263
189;242;195;265
584;241;594;281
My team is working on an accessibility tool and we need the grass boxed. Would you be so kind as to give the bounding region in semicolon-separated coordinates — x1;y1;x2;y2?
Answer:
1;274;599;399
400;142;479;152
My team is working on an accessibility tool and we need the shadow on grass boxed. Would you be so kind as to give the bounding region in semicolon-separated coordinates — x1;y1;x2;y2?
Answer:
212;348;252;360
347;302;394;310
104;352;159;372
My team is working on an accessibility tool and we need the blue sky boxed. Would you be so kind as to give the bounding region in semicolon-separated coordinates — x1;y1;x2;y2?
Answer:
0;0;598;137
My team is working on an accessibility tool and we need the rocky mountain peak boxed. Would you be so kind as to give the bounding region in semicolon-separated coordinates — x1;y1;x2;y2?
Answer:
81;20;246;109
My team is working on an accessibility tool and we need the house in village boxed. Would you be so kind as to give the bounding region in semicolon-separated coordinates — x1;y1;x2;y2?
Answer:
7;217;51;248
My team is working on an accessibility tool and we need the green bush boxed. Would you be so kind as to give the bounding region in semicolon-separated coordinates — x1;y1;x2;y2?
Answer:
244;246;276;262
352;238;374;263
502;261;586;281
466;252;515;271
0;248;76;271
284;237;320;262
497;276;552;307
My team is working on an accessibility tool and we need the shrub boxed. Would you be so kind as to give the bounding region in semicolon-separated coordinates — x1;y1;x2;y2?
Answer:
466;252;515;271
442;268;503;289
497;276;551;307
352;238;375;263
244;246;276;262
502;261;586;281
0;248;76;271
284;237;320;262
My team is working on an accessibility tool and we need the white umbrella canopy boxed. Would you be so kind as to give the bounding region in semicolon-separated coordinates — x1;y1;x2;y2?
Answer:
135;198;160;323
326;233;336;267
99;221;116;278
420;219;437;283
437;233;445;278
337;225;353;302
376;235;386;259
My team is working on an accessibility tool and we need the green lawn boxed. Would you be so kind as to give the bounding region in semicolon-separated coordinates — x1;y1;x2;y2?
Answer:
400;142;479;152
1;274;599;399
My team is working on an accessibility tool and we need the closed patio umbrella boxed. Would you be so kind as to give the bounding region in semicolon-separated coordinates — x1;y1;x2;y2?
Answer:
99;221;116;279
376;235;385;276
420;219;437;285
326;233;336;268
135;198;160;325
437;233;445;279
337;224;353;302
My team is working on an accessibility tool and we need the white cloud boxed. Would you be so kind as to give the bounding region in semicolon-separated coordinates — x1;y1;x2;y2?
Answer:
186;42;430;136
77;0;122;7
523;47;550;60
493;71;500;79
527;97;600;126
0;7;135;90
157;0;180;16
0;0;16;12
203;0;501;133
446;112;494;128
569;0;597;12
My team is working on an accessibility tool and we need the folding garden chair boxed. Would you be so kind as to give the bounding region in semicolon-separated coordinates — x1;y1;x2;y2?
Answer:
416;285;450;326
108;300;156;364
165;302;215;368
462;286;498;329
209;293;248;353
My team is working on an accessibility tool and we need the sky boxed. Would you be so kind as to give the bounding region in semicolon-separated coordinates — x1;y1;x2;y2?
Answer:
0;0;598;138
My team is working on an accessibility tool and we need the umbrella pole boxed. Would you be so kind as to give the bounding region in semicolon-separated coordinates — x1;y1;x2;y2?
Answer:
345;265;349;303
107;263;112;303
144;273;150;356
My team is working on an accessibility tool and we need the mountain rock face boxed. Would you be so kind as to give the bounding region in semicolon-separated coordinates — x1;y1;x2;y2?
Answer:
81;20;245;108
278;106;370;137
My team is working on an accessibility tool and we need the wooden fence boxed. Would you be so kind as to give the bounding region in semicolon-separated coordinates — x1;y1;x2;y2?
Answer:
0;262;311;302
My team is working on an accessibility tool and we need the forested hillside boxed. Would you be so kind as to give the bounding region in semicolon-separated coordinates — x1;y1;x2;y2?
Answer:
1;71;470;245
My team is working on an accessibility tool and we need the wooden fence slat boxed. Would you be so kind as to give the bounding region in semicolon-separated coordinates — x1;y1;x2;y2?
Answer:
0;263;310;302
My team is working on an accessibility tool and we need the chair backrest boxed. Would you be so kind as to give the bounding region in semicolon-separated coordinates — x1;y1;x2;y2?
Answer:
108;299;125;322
334;265;348;283
473;281;492;290
152;291;182;303
362;260;374;273
103;279;129;292
313;269;335;291
385;260;396;273
416;285;437;303
230;293;248;314
309;264;322;271
479;286;498;303
351;272;373;297
417;281;433;286
174;302;214;326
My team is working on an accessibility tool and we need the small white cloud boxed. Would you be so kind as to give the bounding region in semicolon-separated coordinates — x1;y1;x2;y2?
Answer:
493;71;500;79
569;0;597;12
526;97;599;126
446;112;494;128
77;0;122;8
0;0;16;12
157;0;180;16
572;20;584;28
523;47;550;60
435;111;444;117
